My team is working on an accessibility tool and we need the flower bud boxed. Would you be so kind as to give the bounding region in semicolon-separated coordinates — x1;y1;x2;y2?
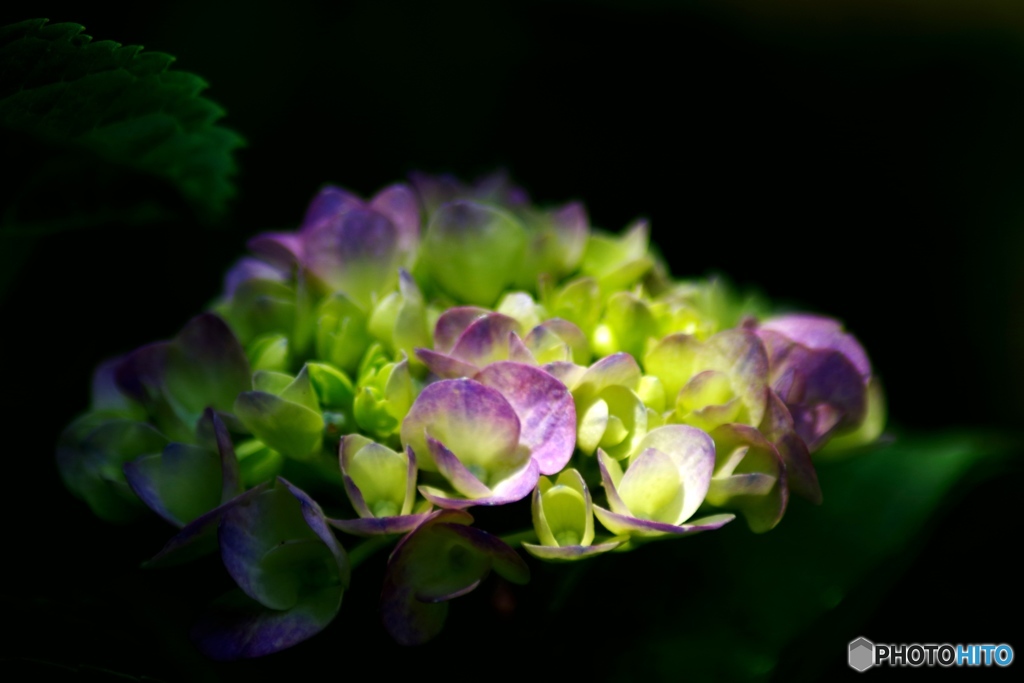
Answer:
367;270;430;361
353;348;416;439
523;468;623;561
314;292;373;375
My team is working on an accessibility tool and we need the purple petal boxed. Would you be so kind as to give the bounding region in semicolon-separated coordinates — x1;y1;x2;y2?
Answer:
380;510;527;645
433;307;490;354
437;522;530;585
597;449;629;516
414;348;480;379
757;320;870;451
380;509;471;646
301;185;363;228
123;443;221;527
450;313;521;367
90;357;139;414
302;208;401;307
428;435;492;499
542;361;587;389
246;232;304;271
592;506;734;538
475;361;576;475
145;507;225;567
278;478;350;580
224;257;287;300
473;168;530;207
522;540;623;561
113;342;168;406
165;313;252;419
144;483;270;568
219;481;347;612
419;459;539;509
760;390;822;504
370;184;420;255
341;473;373;518
192;586;341;661
507;332;536;364
794;351;867;449
400;379;521;473
547;201;589;272
403;445;418;516
408;171;464;214
328;512;433;537
760;314;871;382
387;509;472;560
205;408;242;502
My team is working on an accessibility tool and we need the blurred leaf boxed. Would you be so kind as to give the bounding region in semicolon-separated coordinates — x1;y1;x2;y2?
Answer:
540;430;1015;681
0;18;243;244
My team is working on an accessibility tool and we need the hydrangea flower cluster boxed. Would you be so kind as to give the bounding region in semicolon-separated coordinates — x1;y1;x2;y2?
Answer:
57;171;885;657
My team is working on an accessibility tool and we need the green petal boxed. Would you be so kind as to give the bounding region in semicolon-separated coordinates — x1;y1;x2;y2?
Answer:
576;396;609;455
617;447;685;524
599;385;648;460
540;484;588;547
644;333;701;401
234;392;323;461
603;292;659;359
423;201;527;306
306;362;355;412
347;442;409;518
315;292;372;374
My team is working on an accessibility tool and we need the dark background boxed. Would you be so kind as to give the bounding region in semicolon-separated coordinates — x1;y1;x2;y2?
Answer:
1;1;1022;680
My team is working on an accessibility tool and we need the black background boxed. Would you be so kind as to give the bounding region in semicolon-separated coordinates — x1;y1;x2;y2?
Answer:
1;1;1022;680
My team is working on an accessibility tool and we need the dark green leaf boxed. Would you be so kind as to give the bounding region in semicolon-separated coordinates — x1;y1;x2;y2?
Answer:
543;430;1017;681
0;18;243;237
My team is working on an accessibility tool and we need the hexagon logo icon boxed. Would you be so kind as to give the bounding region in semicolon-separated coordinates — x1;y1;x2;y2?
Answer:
849;637;875;672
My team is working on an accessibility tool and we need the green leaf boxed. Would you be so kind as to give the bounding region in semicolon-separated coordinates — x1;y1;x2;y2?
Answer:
544;430;1016;681
0;18;243;236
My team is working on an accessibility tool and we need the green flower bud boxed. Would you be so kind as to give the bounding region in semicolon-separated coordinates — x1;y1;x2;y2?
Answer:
315;292;373;375
532;469;593;548
367;270;430;361
306;362;357;440
353;347;416;440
